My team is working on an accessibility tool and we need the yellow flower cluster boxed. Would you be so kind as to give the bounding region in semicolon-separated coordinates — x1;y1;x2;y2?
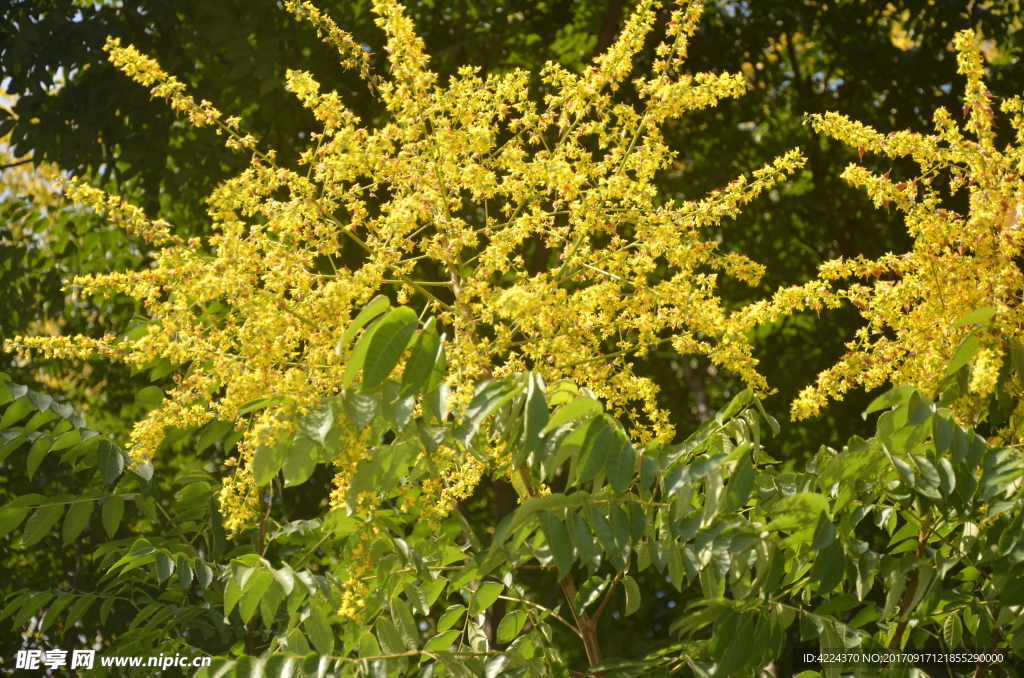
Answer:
11;1;804;470
768;30;1024;429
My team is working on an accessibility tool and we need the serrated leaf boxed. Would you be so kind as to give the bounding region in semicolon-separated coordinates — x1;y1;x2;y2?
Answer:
62;501;92;546
240;572;273;624
943;612;963;650
237;395;293;415
194;559;213;589
40;594;75;632
401;318;440;398
424;629;461;651
953;306;995;327
403;582;429;616
298;405;333;445
304;606;334;656
26;435;52;479
342;390;378;430
63;596;96;636
622;575;641;616
537;511;574;578
573;576;608;616
946;333;980;375
177;555;193;589
0;507;29;540
390;598;419;650
252;430;289;486
496;610;527;644
261;581;283;630
469;582;504;616
102;495;124;539
155;551;175;584
722;447;755;512
21;504;63;546
375;616;406;655
361;307;419;391
576;415;613;485
96;440;125;484
604;428;636;493
437;605;465;633
283;436;319;487
336;294;391;356
135;385;165;407
543;396;602;433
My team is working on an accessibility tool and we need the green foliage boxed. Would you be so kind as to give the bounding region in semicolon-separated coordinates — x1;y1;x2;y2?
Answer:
2;302;1023;677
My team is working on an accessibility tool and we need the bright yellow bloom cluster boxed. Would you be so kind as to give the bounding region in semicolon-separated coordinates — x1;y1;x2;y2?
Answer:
768;30;1024;428
10;0;804;468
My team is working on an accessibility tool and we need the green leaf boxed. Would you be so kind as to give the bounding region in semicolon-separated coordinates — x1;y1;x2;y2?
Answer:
361;307;419;391
496;610;528;644
946;333;980;375
769;493;830;531
40;594;75;632
63;596;96;636
197;421;234;453
576;415;613;485
12;591;54;629
283;436;319;487
155;551;176;584
21;504;63;546
304;606;334;656
62;501;92;546
265;654;295;678
722;447;755;512
260;581;283;629
381;380;415;431
469;582;504;616
454;377;522;447
298;405;334;445
544;396;602;433
0;396;35;429
810;511;836;551
346;449;389;514
26;435;52;479
102;495;124;539
437;605;466;633
342;390;378;429
194;559;213;589
96;440;125;484
943;612;963;650
537;511;574;578
336;294;391;356
0;507;29;540
375;616;406;655
808;540;845;595
573;576;608;616
390;598;419;650
865;385;915;416
424;629;461;651
177;555;193;589
622;575;641;616
135;385;165;408
240;572;274;624
604;427;636;493
252;430;290;486
237;395;293;415
401;317;440;398
403;582;429;616
953;306;995;327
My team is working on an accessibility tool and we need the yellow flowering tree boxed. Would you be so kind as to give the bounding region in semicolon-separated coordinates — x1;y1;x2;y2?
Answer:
771;30;1024;444
12;0;802;466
